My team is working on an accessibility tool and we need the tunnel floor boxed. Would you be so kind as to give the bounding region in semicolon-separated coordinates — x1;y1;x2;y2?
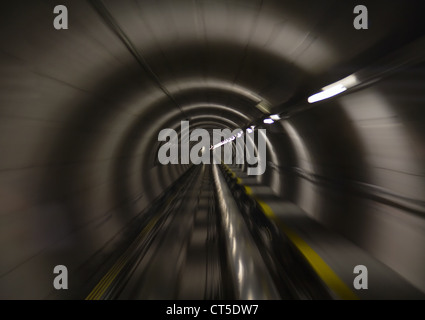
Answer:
74;163;425;300
84;165;235;300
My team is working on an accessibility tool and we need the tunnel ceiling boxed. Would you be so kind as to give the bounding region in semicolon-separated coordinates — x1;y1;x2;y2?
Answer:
2;0;424;135
95;0;425;119
0;0;423;214
0;0;423;189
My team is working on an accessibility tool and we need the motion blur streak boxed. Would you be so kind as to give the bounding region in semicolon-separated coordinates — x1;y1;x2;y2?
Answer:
0;0;425;299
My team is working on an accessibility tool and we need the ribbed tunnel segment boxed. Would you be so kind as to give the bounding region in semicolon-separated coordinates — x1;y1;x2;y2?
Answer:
0;0;425;300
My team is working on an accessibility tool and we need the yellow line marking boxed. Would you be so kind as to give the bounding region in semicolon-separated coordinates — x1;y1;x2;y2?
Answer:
87;168;200;299
85;217;159;300
244;186;252;195
222;166;358;300
255;200;358;300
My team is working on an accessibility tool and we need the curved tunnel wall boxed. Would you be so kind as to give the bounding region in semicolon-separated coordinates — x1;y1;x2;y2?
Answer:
265;62;425;292
0;0;424;298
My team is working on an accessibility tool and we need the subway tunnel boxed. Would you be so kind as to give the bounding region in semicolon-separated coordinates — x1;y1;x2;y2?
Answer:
1;0;425;300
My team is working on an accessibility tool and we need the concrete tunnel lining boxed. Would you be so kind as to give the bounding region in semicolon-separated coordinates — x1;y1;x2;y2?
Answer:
0;0;425;299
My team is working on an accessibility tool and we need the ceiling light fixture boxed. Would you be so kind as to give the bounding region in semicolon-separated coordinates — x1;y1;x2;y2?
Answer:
263;118;274;124
308;75;358;104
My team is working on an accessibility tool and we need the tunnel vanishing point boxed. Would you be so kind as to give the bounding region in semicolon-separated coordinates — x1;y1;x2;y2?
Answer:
1;0;425;300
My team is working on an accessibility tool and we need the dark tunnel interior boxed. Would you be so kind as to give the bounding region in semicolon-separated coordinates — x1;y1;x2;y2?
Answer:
1;0;425;300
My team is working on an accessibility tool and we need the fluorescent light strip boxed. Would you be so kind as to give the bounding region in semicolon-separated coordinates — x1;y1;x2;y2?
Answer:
263;118;275;124
211;130;244;150
308;84;347;104
308;75;358;104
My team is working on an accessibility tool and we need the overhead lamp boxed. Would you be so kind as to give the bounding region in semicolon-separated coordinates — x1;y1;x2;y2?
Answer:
308;75;358;104
308;84;347;103
263;118;274;124
270;114;281;120
246;125;255;133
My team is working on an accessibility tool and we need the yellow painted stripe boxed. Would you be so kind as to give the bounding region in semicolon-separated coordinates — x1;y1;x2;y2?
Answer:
86;231;144;300
244;186;253;195
224;165;237;180
222;166;358;300
255;200;358;300
86;169;198;299
86;257;127;300
85;217;159;300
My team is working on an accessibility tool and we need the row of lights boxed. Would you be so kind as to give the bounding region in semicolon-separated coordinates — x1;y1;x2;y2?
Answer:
212;74;358;149
262;74;358;123
210;126;255;150
263;113;281;124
